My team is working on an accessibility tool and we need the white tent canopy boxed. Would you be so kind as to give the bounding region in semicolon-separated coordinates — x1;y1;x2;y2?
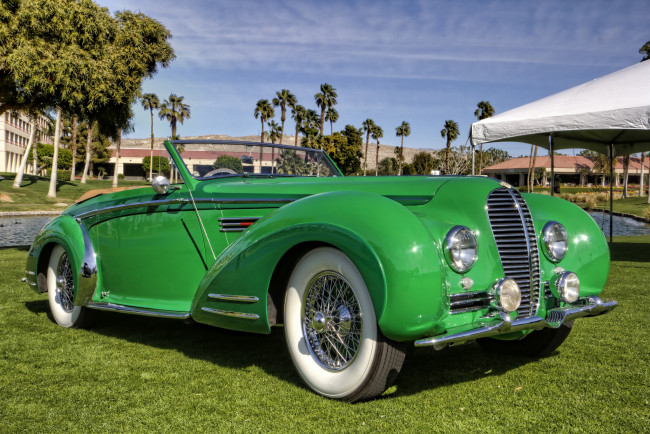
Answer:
471;61;650;156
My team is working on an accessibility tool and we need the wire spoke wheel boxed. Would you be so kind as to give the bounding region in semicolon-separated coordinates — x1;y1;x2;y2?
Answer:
47;245;88;328
56;252;75;313
302;272;362;370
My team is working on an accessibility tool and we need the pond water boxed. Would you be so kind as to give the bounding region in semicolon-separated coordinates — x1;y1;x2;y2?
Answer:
0;216;54;247
0;211;648;248
587;211;650;237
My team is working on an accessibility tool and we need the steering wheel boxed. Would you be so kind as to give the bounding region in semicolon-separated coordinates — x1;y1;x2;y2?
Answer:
204;167;237;177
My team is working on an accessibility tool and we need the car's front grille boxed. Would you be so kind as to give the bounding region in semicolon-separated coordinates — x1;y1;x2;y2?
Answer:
450;291;491;315
486;187;541;317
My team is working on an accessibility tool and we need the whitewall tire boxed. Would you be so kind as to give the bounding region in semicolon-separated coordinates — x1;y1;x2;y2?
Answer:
47;245;87;328
284;247;405;402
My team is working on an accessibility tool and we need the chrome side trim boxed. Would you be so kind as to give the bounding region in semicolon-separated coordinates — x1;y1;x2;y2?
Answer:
201;307;259;320
218;217;260;232
74;220;98;306
87;302;191;319
207;293;259;303
74;198;295;220
449;290;491;314
415;296;617;350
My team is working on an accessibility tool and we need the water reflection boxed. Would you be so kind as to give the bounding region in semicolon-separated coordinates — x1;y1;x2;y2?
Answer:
0;216;54;247
587;211;650;237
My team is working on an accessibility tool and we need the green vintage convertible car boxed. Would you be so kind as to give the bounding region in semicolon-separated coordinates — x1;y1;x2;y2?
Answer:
24;140;616;402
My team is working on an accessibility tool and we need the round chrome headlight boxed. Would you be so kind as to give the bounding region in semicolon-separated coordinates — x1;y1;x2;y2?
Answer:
493;278;522;313
542;221;568;262
444;226;478;273
557;272;580;303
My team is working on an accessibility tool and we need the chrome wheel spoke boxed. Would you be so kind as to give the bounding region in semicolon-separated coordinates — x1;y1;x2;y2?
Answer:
302;272;362;371
57;253;75;313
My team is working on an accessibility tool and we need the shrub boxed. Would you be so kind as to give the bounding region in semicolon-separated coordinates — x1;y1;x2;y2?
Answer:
118;173;125;181
645;206;650;222
56;170;71;181
585;196;597;210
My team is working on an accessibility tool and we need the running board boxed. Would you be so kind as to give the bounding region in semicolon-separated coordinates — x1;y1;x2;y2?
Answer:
87;303;190;320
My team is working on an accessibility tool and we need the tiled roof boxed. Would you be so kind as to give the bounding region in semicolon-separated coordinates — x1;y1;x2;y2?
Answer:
483;155;650;171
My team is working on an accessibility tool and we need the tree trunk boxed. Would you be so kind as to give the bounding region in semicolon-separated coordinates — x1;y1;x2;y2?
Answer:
478;143;484;175
32;132;38;175
529;145;538;191
12;114;38;188
295;123;299;147
69;115;78;181
171;118;177;140
80;120;95;184
639;153;645;197
112;128;122;188
623;154;630;199
375;142;380;176
47;107;63;198
149;108;154;182
260;120;265;143
280;107;285;144
363;133;370;176
398;136;404;176
319;107;325;136
445;140;451;175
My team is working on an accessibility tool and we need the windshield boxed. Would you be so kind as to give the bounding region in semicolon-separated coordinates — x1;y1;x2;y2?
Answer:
169;141;340;179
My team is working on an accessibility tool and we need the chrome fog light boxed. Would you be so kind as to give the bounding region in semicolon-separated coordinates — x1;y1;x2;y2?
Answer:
493;278;522;313
542;221;568;262
557;272;580;303
444;226;478;273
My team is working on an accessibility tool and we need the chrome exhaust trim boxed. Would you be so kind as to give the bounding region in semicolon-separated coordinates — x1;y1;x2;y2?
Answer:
415;296;617;350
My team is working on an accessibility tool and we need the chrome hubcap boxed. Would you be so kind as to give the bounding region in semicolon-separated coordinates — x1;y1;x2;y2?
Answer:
302;272;362;371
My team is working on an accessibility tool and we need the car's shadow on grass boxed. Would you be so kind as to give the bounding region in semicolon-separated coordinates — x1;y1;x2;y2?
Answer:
25;299;538;399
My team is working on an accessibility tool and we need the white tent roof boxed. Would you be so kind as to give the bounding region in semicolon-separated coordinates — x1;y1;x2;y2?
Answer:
471;61;650;156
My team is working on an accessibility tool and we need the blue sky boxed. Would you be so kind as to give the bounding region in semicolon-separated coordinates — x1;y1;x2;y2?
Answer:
101;0;647;157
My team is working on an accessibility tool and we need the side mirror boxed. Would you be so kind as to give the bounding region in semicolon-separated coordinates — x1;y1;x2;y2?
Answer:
152;176;170;195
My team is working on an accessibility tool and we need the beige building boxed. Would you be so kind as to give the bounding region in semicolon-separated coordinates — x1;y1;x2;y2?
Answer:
0;111;53;172
483;155;649;187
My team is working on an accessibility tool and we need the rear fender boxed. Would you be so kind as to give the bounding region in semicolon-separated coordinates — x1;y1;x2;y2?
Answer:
191;191;446;340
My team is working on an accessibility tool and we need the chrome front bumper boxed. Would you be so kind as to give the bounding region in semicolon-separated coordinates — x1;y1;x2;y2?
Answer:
415;296;618;350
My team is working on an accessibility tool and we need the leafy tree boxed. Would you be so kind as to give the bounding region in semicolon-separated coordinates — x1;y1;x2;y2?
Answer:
482;147;511;168
640;40;650;62
272;89;296;143
412;151;435;175
325;107;339;141
372;124;383;176
254;99;274;142
276;149;308;175
333;125;363;175
268;120;282;144
159;94;190;139
141;93;160;181
395;121;411;175
291;104;306;147
12;109;44;187
474;101;494;174
142;155;170;176
378;157;398;176
29;142;73;171
314;83;337;136
213;155;243;173
362;118;376;175
300;109;320;147
402;163;415;175
440;119;459;174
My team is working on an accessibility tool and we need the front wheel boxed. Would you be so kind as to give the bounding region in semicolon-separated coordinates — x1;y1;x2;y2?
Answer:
47;245;89;328
284;247;405;402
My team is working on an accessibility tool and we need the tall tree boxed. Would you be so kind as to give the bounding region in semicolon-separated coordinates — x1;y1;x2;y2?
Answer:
395;121;411;175
68;114;78;180
300;109;320;147
325;107;339;139
640;40;650;62
272;89;296;144
254;99;274;143
12;111;39;188
474;101;495;174
314;83;337;136
159;94;190;139
291;104;306;147
268;120;281;144
372;125;383;176
362;118;375;176
440;120;459;174
141;93;160;181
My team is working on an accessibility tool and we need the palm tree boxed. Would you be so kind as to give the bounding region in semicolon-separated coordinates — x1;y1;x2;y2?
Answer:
272;89;296;144
474;101;494;174
254;99;274;142
362;119;375;176
314;83;337;136
158;93;190;139
268;120;281;144
372;125;383;176
291;105;306;147
325;108;339;139
640;40;650;62
141;93;160;181
395;121;411;175
301;109;320;147
440;120;459;174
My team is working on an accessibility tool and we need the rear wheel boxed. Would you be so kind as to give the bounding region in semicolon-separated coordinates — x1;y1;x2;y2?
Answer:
47;245;88;328
284;247;405;402
477;321;573;357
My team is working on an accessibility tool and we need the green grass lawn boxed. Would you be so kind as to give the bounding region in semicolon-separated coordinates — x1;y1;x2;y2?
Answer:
0;172;149;213
1;238;648;432
589;195;650;219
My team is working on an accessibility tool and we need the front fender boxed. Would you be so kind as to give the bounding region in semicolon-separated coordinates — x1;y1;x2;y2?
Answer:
191;191;445;340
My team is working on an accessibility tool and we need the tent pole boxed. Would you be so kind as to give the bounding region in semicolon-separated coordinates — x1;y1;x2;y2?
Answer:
550;136;555;196
471;143;475;176
609;143;614;244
